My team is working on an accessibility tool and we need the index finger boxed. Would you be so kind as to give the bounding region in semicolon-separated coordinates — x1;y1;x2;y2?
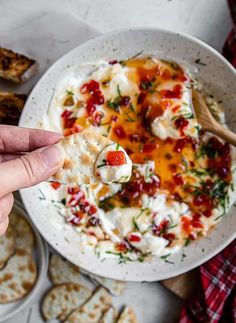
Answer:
0;125;62;153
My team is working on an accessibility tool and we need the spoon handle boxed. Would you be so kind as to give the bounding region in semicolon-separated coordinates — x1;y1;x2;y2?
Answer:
207;121;236;147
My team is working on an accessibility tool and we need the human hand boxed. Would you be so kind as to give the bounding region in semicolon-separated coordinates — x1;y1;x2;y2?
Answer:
0;125;64;235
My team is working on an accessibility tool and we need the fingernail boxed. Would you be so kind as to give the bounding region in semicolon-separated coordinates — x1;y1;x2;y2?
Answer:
40;146;63;168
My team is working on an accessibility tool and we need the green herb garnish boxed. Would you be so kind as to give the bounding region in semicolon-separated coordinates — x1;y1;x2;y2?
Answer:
160;253;174;264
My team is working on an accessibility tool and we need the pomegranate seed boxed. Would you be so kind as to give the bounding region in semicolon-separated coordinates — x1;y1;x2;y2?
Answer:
111;115;118;122
203;210;212;217
174;117;189;130
88;216;100;226
162;233;176;246
109;60;118;65
189;232;197;240
143;143;156;153
61;109;73;118
173;174;184;186
160;84;182;99
217;166;229;178
114;126;127;139
89;205;97;215
119;96;130;106
174;139;186;153
86;98;96;116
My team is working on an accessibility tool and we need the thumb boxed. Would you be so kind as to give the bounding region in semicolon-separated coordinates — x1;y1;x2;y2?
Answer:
0;145;64;196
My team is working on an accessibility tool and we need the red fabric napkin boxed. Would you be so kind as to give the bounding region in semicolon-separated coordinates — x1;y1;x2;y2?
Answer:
223;0;236;67
179;240;236;323
179;1;236;322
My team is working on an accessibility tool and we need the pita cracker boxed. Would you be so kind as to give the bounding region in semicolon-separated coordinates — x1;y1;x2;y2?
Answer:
52;129;113;185
117;306;138;323
86;272;126;296
41;283;92;321
0;249;37;303
49;254;93;288
99;306;117;323
0;225;15;269
9;212;35;253
64;287;112;323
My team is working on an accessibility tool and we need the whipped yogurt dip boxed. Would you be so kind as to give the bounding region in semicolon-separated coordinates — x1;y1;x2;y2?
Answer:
40;56;236;262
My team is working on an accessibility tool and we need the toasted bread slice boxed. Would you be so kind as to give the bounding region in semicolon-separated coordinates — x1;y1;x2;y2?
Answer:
41;283;92;321
9;212;35;253
49;254;93;288
64;287;112;323
0;249;37;303
0;92;27;125
0;47;37;83
117;306;138;323
0;225;15;269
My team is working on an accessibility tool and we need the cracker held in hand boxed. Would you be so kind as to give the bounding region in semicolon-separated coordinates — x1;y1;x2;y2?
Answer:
0;249;37;303
0;225;15;269
53;129;114;185
52;128;133;185
64;287;112;323
49;254;93;288
41;283;92;321
117;306;138;323
9;212;35;253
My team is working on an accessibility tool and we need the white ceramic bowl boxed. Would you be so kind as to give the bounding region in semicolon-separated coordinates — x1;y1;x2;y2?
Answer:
19;28;236;281
0;201;49;322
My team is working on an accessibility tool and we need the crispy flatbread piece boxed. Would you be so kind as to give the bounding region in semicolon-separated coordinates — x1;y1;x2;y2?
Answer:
0;249;37;303
49;254;93;288
9;212;35;253
0;47;37;83
86;271;126;296
64;287;112;323
41;283;92;321
117;306;138;323
99;306;116;323
0;225;15;269
52;129;113;185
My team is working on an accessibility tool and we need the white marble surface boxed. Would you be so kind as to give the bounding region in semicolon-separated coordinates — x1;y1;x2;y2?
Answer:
0;0;233;322
0;0;232;50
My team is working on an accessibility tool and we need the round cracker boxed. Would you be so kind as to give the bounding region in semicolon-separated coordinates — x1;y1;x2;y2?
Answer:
49;254;92;288
0;249;37;303
41;283;92;321
9;212;35;253
64;287;112;323
0;225;15;269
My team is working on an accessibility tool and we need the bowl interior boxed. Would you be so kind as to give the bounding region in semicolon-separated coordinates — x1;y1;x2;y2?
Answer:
19;28;236;281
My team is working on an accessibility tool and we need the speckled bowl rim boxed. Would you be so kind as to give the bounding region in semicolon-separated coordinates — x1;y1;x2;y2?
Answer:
19;27;236;281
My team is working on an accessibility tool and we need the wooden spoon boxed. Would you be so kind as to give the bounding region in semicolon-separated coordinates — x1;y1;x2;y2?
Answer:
192;89;236;146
